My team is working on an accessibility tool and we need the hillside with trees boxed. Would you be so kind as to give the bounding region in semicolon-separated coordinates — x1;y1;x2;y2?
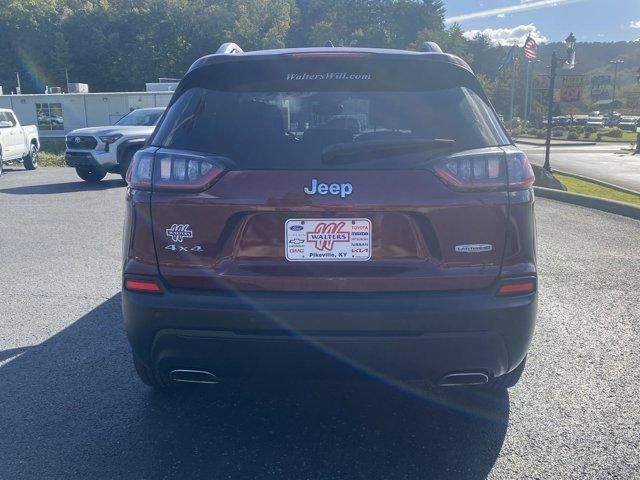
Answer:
1;0;638;118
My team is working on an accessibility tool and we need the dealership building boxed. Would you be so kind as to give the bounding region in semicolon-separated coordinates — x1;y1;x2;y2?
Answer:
0;89;174;138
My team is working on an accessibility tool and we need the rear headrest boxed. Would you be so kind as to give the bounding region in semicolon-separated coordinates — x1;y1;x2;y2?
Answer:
302;128;353;146
232;101;285;137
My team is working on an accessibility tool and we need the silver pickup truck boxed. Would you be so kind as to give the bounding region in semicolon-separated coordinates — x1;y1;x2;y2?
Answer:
0;108;40;176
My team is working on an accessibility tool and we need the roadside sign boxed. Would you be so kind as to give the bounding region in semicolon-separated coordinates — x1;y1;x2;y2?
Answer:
560;75;584;103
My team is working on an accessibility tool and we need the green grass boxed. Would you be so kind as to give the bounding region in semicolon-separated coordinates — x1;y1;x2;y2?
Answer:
37;138;66;167
40;138;66;154
38;151;66;167
554;173;640;206
518;130;637;143
599;131;637;142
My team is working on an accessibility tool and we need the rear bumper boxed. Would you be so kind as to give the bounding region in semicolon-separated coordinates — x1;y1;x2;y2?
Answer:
122;281;537;383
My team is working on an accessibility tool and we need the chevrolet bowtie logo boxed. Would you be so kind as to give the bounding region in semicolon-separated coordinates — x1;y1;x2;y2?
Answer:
166;224;193;243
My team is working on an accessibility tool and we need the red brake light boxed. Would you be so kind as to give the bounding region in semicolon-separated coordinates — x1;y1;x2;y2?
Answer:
284;52;373;58
496;278;536;296
124;278;163;294
126;149;227;192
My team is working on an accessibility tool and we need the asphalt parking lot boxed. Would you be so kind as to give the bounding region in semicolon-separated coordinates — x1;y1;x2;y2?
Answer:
1;167;639;480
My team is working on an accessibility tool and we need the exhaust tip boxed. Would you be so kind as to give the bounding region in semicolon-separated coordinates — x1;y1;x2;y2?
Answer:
169;369;220;384
437;372;489;387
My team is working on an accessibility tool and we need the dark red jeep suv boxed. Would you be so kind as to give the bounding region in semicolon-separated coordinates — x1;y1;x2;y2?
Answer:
122;43;537;390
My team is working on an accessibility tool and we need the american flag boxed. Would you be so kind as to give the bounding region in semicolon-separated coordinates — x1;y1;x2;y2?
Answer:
523;36;537;61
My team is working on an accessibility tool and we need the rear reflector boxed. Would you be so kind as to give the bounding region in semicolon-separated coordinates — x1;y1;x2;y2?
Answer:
496;279;536;296
124;279;163;294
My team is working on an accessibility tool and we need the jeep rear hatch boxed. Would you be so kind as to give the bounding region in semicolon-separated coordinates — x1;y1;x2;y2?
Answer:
135;54;531;292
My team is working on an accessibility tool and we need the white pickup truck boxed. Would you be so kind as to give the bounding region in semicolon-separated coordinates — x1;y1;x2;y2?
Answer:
0;108;40;176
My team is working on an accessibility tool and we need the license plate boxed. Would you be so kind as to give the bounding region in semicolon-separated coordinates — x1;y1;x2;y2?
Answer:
285;218;372;261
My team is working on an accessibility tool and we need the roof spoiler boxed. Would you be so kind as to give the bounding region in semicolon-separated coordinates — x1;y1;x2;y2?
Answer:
216;42;244;55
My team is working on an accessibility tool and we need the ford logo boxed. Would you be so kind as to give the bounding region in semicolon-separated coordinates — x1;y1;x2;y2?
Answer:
289;225;304;231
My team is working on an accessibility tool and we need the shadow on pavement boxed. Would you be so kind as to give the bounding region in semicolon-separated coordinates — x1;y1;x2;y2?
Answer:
0;178;124;195
0;294;509;479
0;345;37;363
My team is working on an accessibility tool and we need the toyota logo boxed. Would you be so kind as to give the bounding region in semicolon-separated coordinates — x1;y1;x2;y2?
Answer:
74;137;81;144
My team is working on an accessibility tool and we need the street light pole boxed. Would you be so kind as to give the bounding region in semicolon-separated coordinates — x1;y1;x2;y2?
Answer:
543;33;576;172
609;59;624;113
543;52;558;172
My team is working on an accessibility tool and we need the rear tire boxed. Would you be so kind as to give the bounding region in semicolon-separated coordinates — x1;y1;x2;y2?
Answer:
133;356;173;390
23;144;39;170
76;166;106;183
490;355;527;390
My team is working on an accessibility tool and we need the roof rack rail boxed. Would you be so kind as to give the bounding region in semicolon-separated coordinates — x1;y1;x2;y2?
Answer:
216;42;244;55
421;42;442;53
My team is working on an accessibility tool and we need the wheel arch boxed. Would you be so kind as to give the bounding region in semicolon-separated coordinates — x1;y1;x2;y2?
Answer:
117;138;147;165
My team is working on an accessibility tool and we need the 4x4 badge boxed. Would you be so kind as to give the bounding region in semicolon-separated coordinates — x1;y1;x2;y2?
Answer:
166;224;193;242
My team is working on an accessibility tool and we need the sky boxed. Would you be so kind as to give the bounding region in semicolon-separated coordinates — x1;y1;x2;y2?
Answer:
442;0;640;45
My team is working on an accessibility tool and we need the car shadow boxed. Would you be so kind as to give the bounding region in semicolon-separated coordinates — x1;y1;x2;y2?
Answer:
0;294;509;479
0;178;125;194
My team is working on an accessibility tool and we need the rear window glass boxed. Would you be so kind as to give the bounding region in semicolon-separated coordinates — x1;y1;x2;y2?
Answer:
116;109;163;126
153;61;508;169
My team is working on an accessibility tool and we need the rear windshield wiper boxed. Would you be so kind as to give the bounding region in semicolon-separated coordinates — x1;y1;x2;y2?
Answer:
321;138;456;165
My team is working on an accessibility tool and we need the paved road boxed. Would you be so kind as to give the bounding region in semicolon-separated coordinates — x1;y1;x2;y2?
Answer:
518;142;640;193
1;167;639;479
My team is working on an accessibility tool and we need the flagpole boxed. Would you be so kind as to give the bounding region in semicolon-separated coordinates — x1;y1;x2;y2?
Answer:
528;61;535;124
509;46;517;131
524;61;531;126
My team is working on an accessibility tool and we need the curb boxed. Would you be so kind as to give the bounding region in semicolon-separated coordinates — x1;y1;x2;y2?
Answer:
551;169;640;196
515;139;597;147
534;187;640;221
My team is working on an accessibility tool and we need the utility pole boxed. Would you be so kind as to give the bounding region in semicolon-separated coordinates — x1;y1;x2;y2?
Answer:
609;59;624;113
65;68;70;93
15;72;21;94
543;52;558;172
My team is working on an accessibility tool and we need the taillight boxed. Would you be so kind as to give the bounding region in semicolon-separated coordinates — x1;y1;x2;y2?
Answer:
126;148;227;192
127;149;154;189
506;151;535;190
433;152;506;191
433;150;534;192
496;277;537;296
153;149;226;191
